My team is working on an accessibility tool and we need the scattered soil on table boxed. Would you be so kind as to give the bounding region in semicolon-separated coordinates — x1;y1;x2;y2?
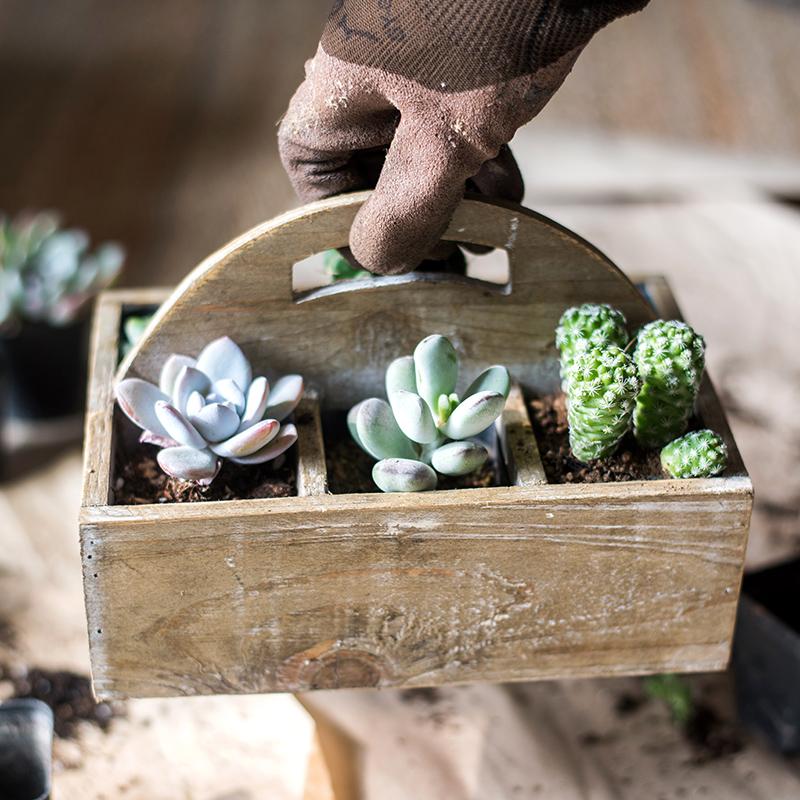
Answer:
0;664;125;739
114;444;295;504
685;703;744;764
323;412;501;494
529;392;664;483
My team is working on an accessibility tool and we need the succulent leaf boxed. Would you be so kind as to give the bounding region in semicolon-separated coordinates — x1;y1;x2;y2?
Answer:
115;378;171;438
196;336;252;391
372;459;437;493
173;366;211;414
355;398;418;460
347;400;366;450
159;354;196;396
385;355;417;395
211;378;246;413
566;345;639;462
430;440;489;476
414;335;458;411
389;390;437;444
157;446;220;485
210;418;280;458
661;429;727;479
441;391;505;439
189;402;240;443
229;424;298;465
263;374;303;422
238;376;270;431
464;365;511;401
556;304;629;390
633;320;705;448
154;401;207;449
185;390;205;417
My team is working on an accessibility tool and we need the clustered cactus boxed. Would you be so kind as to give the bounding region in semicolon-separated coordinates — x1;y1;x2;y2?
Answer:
116;336;302;485
660;429;727;479
349;334;510;492
555;303;628;390
556;304;726;479
633;320;705;448
0;211;123;329
566;346;639;461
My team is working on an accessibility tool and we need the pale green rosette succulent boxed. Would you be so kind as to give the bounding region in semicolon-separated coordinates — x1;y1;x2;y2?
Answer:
116;336;303;485
660;429;727;479
633;320;705;448
349;334;510;492
567;345;640;462
555;303;628;390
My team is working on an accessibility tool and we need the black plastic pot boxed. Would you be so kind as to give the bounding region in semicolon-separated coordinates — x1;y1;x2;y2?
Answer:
0;317;89;421
0;698;53;800
732;556;800;754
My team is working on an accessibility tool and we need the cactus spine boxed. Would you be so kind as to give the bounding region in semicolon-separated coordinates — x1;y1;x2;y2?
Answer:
566;345;640;462
661;429;727;478
633;320;705;448
556;303;629;390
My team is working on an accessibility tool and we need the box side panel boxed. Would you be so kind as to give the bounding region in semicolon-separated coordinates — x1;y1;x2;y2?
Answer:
82;485;751;699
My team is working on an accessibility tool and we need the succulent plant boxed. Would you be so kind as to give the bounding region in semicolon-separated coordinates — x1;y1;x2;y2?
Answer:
566;345;640;462
116;336;302;485
555;303;628;390
633;320;705;448
0;211;124;329
349;334;510;492
323;249;371;281
120;313;154;359
660;429;727;479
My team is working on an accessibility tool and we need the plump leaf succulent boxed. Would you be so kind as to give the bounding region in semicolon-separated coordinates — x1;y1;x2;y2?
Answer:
323;249;371;281
556;303;628;390
120;313;154;359
0;211;124;329
660;429;727;479
116;336;302;485
566;345;640;462
349;334;510;492
633;320;705;448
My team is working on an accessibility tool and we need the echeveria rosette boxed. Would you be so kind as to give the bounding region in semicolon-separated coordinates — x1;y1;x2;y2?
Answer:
115;336;303;485
661;429;727;479
349;334;510;492
567;345;639;462
0;210;124;328
633;320;705;448
555;303;628;390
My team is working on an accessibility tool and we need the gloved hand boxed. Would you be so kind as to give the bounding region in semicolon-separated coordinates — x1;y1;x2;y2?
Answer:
279;0;649;275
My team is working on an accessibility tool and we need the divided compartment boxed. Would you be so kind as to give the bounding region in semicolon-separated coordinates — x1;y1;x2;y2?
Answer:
81;194;752;700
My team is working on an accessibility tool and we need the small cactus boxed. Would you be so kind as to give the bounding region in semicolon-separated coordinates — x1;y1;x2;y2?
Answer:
555;303;628;390
661;429;727;479
116;336;303;485
349;334;510;492
566;345;639;462
633;320;705;447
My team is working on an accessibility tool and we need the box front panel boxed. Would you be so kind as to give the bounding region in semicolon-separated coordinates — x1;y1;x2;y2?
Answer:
82;482;751;699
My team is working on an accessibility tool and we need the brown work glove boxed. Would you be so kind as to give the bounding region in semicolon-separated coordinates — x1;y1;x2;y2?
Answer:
279;0;649;275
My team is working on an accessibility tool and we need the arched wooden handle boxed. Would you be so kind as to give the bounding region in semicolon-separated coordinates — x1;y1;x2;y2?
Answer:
121;192;653;407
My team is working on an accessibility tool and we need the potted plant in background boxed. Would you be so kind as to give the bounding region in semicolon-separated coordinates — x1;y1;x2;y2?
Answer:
0;211;123;454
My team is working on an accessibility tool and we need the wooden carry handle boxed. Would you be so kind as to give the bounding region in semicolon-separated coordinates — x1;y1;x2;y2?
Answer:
120;192;653;407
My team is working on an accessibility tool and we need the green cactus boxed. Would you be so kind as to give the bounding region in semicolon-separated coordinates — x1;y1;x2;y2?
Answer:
633;320;705;448
566;345;639;462
555;303;629;390
661;429;727;479
323;249;372;281
349;334;510;492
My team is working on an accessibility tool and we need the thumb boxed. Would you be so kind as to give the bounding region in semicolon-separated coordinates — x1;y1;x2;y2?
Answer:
349;116;492;275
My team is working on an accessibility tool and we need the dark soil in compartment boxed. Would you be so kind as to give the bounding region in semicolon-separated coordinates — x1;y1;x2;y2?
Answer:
323;411;504;494
529;392;665;483
112;411;297;504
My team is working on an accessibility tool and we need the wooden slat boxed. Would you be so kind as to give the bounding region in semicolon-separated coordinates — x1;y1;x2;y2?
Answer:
295;388;328;497
497;383;546;487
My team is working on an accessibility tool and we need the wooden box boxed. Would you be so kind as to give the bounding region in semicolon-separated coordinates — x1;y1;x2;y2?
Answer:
80;194;752;700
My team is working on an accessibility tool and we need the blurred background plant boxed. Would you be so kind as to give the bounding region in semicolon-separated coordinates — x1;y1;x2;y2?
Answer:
0;211;123;333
